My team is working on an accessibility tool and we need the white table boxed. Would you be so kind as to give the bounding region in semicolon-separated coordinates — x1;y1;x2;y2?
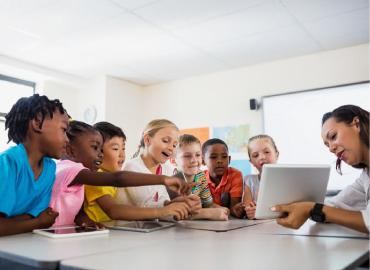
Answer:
60;223;369;270
0;220;368;270
246;219;369;239
0;226;215;269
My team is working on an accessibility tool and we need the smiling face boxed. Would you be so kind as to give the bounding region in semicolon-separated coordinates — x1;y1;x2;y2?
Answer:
248;138;279;173
38;111;70;159
100;136;126;172
203;143;230;180
175;142;202;177
68;130;103;171
321;117;363;167
144;126;179;164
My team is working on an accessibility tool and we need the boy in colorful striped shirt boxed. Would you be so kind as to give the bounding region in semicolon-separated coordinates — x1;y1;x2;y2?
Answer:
175;134;229;220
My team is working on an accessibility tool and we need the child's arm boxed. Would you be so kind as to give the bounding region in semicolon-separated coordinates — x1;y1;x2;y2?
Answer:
242;186;256;219
96;195;191;221
191;208;229;221
71;170;191;195
230;198;245;218
229;170;244;218
167;194;202;214
242;186;253;204
0;208;58;236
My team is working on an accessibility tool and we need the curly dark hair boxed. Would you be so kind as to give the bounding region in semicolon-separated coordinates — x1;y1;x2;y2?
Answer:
5;94;68;144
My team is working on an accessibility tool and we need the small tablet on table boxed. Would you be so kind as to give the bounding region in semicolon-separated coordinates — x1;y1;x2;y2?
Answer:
33;226;109;238
102;220;175;233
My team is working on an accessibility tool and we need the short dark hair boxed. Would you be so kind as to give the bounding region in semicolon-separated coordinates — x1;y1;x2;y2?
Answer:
322;104;369;173
178;134;200;148
5;94;68;144
67;120;97;143
202;138;229;156
93;121;126;143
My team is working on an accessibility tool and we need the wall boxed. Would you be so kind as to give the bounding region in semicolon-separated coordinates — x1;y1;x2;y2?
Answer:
105;77;144;157
2;43;368;159
142;44;369;138
42;76;106;122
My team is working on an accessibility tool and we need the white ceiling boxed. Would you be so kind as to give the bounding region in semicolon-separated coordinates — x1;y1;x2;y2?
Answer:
0;0;368;85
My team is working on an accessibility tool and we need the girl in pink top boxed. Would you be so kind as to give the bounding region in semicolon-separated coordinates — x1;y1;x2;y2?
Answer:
50;121;191;227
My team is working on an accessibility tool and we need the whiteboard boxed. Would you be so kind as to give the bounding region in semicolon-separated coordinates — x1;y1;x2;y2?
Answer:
262;82;369;191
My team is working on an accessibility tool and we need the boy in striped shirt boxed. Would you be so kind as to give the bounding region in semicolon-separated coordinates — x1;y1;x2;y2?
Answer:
175;134;229;220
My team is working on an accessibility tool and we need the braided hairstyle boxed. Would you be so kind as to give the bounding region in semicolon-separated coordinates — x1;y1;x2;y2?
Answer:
67;120;97;143
322;104;369;173
5;94;67;144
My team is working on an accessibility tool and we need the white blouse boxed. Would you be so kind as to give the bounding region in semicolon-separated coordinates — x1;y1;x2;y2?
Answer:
325;169;370;230
115;156;174;208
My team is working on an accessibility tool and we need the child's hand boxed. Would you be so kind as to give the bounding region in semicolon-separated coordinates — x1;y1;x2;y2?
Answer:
245;201;256;220
206;208;229;221
37;208;59;228
164;176;193;195
162;202;191;221
78;219;104;229
230;202;245;219
74;211;104;229
169;195;202;214
183;194;202;214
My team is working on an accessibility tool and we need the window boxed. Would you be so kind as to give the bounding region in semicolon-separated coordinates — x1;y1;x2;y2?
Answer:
0;74;35;152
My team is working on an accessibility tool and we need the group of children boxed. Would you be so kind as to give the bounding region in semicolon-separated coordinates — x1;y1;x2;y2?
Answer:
0;94;369;236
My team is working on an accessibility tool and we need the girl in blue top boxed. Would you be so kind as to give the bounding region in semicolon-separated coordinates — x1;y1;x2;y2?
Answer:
0;94;69;236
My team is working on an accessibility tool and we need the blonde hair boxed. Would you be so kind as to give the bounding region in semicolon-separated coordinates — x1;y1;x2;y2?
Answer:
133;119;179;158
247;134;279;159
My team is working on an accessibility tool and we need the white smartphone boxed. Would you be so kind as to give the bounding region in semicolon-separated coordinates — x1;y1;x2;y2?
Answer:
33;226;109;238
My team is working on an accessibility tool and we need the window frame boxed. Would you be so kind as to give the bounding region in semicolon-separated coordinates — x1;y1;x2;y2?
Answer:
0;74;36;122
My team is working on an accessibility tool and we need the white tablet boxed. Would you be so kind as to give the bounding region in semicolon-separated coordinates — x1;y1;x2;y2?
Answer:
255;164;330;219
102;220;175;233
33;226;109;239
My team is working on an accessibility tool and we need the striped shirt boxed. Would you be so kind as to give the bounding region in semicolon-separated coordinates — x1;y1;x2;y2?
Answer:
191;171;213;208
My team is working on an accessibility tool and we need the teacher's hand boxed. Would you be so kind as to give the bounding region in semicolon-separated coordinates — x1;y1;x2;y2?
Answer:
272;201;314;229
